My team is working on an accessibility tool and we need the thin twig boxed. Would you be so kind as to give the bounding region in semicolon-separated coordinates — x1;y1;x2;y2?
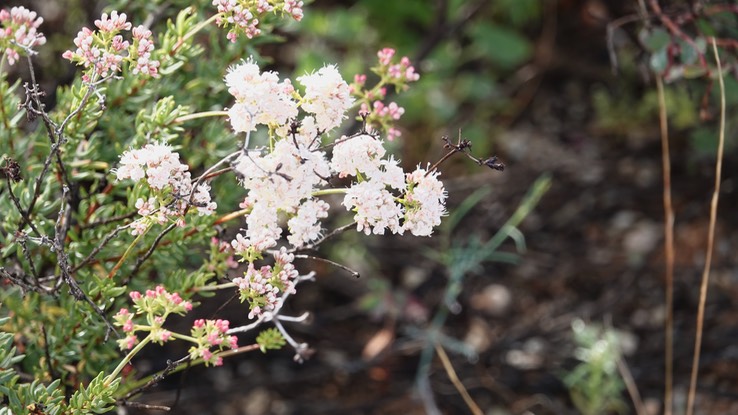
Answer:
53;187;119;337
293;254;360;278
606;14;642;74
655;75;675;415
17;232;40;281
616;355;646;415
294;221;356;252
118;401;170;411
80;211;137;230
118;343;261;402
686;37;725;415
41;325;59;383
71;225;127;273
126;222;178;282
5;176;41;236
20;72;96;223
187;150;240;206
119;358;187;402
0;267;51;294
434;343;483;415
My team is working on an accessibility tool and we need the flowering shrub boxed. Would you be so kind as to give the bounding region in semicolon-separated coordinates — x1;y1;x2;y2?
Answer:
0;2;504;413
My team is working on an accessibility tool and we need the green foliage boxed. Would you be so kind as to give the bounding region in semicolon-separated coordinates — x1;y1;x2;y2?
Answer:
593;85;699;133
563;320;627;415
0;318;66;415
494;0;542;26
469;22;532;70
134;96;190;144
0;1;288;409
628;5;738;159
0;74;23;155
256;328;286;353
67;372;121;414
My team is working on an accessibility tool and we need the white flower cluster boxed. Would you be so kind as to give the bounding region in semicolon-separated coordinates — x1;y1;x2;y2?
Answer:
297;65;354;132
231;247;299;318
116;143;216;233
334;134;447;237
224;59;447;257
226;59;353;134
225;59;298;133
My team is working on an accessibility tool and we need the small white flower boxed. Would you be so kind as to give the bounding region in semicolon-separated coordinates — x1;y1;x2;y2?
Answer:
298;65;353;132
343;181;404;235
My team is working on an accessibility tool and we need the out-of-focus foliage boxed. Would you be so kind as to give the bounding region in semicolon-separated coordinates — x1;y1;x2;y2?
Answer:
286;0;542;169
563;319;628;415
607;2;738;156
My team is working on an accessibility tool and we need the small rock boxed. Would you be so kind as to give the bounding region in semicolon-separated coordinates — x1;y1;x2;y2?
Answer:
470;284;512;316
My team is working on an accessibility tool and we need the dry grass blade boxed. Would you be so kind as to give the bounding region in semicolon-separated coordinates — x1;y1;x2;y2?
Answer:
434;343;483;415
656;75;675;415
616;355;646;415
686;38;726;415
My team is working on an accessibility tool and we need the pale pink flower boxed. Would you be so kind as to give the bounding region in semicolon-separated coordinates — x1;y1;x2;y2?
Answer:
115;143;217;224
123;320;134;332
373;101;405;120
213;0;304;41
135;197;155;216
64;11;158;79
343;181;404;235
402;166;447;236
375;156;406;191
226;102;255;133
231;233;252;255
225;58;298;132
285;0;304;21
298;65;353;132
95;11;131;32
121;334;138;350
330;133;385;178
388;56;420;82
129;219;149;235
0;6;46;65
387;127;402;141
152;328;172;343
235;140;327;212
214;319;230;333
287;198;330;247
244;202;282;251
377;48;395;66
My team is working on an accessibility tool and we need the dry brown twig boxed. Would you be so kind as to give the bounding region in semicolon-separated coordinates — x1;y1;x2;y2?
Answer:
686;37;726;415
655;74;675;415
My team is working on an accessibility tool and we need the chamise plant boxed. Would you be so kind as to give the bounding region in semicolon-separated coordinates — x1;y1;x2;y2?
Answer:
0;1;515;413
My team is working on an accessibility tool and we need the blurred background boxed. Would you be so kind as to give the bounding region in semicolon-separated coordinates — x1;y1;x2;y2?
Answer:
6;0;738;413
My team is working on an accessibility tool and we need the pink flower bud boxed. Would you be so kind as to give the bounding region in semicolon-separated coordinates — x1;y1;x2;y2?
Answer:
377;48;395;66
125;335;137;349
215;319;230;333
